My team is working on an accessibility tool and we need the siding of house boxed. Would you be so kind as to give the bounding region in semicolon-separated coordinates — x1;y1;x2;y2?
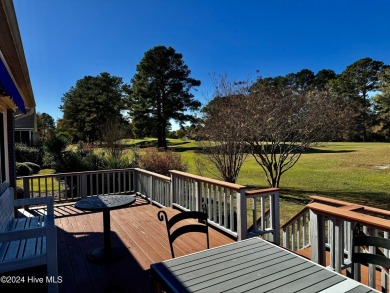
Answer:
14;108;38;145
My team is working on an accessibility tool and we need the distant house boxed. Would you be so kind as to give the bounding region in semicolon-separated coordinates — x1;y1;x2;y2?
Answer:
14;108;39;146
0;0;36;194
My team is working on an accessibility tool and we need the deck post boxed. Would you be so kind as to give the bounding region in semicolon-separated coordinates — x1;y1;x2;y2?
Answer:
367;227;376;289
334;218;343;273
236;189;247;240
329;219;335;269
195;180;202;212
271;191;280;245
309;209;326;266
81;173;88;197
169;173;175;208
132;169;137;193
149;175;154;203
23;177;30;198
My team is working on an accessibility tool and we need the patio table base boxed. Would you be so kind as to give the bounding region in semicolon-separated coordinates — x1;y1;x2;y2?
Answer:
87;246;128;263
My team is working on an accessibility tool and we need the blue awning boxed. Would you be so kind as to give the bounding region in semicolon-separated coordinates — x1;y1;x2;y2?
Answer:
0;56;26;113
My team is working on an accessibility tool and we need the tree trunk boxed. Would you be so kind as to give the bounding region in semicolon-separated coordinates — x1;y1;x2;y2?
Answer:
157;120;167;148
161;120;167;148
157;127;163;148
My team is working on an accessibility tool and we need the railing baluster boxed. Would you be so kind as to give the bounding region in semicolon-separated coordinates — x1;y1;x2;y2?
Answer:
224;187;228;228
58;176;62;202
213;185;217;223
291;222;295;251
44;177;48;197
260;196;265;231
230;189;234;231
297;217;301;250
253;197;257;232
367;227;376;289
302;213;307;247
383;230;389;291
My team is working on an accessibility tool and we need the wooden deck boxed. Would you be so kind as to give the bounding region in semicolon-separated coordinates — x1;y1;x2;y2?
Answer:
1;195;383;292
0;195;234;293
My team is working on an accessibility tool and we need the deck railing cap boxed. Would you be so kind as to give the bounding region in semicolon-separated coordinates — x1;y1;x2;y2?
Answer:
169;170;247;191
307;202;390;231
246;188;280;197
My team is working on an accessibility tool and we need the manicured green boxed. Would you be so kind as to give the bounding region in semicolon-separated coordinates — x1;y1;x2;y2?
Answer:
124;139;390;211
16;169;61;191
26;140;389;225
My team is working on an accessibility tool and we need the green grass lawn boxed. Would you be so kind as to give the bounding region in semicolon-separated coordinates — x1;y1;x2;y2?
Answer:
118;139;389;208
16;169;61;192
48;138;390;223
124;139;389;211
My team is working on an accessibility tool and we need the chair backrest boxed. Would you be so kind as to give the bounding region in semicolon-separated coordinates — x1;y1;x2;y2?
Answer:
352;223;390;288
158;203;209;258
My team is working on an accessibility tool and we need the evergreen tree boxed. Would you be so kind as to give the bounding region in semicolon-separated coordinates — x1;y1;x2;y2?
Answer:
128;46;201;147
37;112;55;141
373;67;390;140
60;72;125;142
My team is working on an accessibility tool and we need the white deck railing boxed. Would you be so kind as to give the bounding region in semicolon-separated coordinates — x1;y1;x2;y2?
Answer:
20;168;135;201
282;207;310;251
133;168;171;207
246;188;280;244
283;196;390;291
18;168;281;243
170;170;248;240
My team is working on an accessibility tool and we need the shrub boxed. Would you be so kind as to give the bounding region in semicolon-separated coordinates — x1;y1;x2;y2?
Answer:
58;151;105;173
103;156;134;170
23;162;41;174
42;152;56;169
15;144;43;165
16;162;33;176
139;148;187;176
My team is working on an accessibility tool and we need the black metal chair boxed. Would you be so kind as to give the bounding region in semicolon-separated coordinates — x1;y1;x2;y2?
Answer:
352;223;390;290
157;203;209;258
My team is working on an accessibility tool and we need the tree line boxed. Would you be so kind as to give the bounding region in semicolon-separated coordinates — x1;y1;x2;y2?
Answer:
37;47;390;148
35;47;390;188
254;58;389;141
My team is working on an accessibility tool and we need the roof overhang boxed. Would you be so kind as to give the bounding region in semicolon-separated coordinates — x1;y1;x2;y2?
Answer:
0;50;26;112
0;0;35;112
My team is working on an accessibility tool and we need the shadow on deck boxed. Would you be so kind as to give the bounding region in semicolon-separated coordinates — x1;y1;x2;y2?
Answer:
0;196;235;293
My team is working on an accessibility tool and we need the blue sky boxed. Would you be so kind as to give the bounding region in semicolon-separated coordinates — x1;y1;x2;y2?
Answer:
13;0;390;122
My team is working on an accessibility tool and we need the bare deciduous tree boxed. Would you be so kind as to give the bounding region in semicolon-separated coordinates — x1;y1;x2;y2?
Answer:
200;76;352;187
101;118;126;159
198;75;249;183
243;84;352;187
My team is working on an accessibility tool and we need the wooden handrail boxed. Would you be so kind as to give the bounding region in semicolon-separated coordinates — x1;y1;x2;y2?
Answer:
18;168;135;179
133;168;170;181
361;205;390;217
169;170;246;191
309;195;361;207
307;202;390;231
310;195;390;217
246;188;280;197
